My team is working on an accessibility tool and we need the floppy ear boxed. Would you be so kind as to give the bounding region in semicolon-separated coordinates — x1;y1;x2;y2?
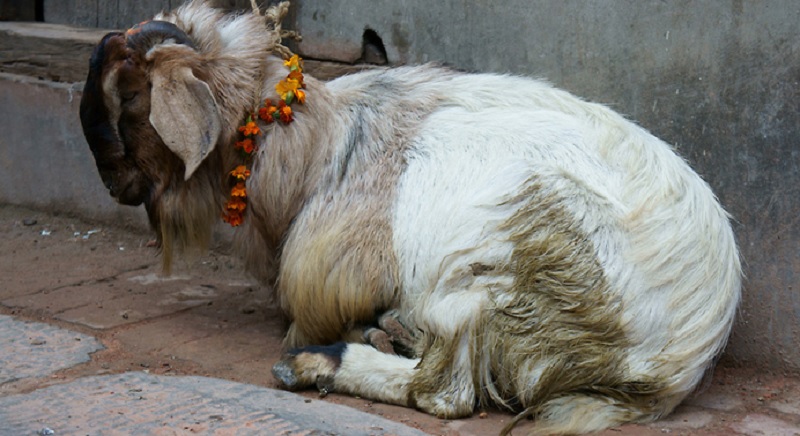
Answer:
149;64;221;180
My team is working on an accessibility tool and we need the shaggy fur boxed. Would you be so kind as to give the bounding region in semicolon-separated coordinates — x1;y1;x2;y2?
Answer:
79;1;742;434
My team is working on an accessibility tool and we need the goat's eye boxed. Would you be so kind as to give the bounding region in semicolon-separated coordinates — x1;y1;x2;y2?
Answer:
120;91;137;103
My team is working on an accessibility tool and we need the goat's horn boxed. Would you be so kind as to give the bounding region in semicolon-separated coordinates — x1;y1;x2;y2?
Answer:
125;20;195;52
81;32;126;168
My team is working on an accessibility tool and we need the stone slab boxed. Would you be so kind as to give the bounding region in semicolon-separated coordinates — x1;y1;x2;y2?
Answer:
770;397;800;416
0;315;103;384
648;406;714;430
731;413;800;436
685;391;745;412
0;22;110;83
0;372;429;435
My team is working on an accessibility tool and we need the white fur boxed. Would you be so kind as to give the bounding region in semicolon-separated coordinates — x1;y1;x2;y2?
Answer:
334;344;419;406
393;96;740;394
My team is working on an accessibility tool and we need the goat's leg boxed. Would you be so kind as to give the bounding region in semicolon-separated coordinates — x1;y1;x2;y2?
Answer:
272;336;475;418
272;289;484;418
272;342;418;403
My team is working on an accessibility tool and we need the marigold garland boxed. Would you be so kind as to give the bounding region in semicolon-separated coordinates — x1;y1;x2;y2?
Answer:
223;55;306;227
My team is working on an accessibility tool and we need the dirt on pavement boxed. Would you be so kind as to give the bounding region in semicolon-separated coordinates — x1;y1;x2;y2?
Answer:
1;203;799;436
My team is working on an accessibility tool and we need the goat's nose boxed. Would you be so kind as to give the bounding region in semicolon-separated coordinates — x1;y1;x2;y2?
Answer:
98;171;117;195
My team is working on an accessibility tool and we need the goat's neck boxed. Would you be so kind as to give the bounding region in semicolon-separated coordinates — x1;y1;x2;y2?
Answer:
234;63;341;249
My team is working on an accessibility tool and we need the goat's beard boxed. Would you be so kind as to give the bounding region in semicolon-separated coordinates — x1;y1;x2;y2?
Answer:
148;175;225;273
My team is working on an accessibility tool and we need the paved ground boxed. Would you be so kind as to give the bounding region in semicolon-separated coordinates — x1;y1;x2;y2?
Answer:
1;203;799;436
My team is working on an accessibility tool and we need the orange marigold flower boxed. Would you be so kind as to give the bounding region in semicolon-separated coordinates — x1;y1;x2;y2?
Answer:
238;121;260;137
258;106;274;123
231;182;247;198
243;139;256;154
223;211;243;227
234;138;254;152
287;70;305;88
230;165;251;180
225;197;247;213
284;54;302;72
279;104;293;124
223;196;246;225
295;88;306;104
226;197;247;212
259;99;279;122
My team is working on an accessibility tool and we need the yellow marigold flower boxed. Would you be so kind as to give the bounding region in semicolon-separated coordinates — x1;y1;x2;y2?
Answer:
231;182;247;198
230;165;251;180
284;54;302;72
275;77;301;101
295;89;306;104
238;121;260;137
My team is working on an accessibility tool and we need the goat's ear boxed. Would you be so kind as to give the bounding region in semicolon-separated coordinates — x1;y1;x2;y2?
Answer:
149;64;221;180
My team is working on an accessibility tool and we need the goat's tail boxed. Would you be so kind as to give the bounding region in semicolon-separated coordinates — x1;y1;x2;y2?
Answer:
502;392;669;436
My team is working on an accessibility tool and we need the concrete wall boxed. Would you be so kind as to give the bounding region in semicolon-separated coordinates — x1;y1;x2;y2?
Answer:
42;0;254;29
0;1;797;372
287;0;800;372
0;73;149;228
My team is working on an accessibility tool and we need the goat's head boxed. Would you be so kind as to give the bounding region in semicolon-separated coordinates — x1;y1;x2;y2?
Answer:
80;1;290;269
80;18;230;267
80;20;222;210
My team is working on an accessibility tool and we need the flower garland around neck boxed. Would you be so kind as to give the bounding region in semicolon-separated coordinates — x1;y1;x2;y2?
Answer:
222;54;306;227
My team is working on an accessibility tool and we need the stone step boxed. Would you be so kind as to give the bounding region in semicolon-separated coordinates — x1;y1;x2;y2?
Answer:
0;22;110;83
0;21;373;84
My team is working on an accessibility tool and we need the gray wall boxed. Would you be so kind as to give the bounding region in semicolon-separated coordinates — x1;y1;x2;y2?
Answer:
42;0;254;28
0;73;149;228
289;0;800;372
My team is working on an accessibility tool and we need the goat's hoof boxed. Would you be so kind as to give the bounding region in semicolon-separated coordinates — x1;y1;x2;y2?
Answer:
364;327;396;354
271;358;302;390
378;309;417;356
316;374;335;398
271;343;345;391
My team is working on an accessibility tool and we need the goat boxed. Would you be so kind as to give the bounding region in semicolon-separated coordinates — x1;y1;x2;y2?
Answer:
79;1;741;434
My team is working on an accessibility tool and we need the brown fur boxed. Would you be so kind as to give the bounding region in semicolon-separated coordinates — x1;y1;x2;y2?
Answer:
484;178;672;433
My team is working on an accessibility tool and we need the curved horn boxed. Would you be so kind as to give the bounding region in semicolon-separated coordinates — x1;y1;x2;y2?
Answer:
80;32;128;190
125;20;195;53
80;31;151;205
